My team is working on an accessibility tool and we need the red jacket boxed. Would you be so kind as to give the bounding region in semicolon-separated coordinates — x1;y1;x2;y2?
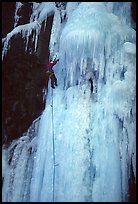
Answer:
47;59;59;71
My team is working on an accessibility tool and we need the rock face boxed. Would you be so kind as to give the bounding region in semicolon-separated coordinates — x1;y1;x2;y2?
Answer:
2;49;47;144
131;2;136;23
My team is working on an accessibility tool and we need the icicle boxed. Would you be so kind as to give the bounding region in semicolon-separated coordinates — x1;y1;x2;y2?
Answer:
14;2;23;28
30;2;40;23
24;30;30;52
2;38;9;60
34;26;41;52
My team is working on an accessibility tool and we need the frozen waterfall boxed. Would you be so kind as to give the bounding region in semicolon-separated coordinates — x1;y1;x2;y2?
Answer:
2;2;136;202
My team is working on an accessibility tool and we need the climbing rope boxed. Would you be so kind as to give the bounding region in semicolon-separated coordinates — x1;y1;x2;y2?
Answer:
51;88;56;202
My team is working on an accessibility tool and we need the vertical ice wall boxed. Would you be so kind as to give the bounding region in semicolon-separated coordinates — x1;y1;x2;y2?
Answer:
2;2;136;202
30;2;136;202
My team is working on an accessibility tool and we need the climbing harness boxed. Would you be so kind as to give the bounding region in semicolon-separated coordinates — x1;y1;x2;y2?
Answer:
46;70;54;77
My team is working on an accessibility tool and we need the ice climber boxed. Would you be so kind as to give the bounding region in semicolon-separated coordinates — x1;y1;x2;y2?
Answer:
46;58;59;88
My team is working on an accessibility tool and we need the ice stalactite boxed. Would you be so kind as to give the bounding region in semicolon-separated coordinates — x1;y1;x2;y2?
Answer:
14;2;23;28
